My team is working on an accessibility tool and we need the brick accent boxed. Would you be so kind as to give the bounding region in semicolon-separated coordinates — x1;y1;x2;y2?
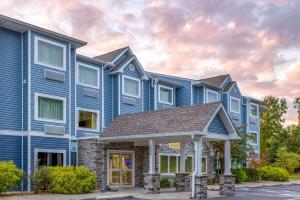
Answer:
194;175;207;199
144;173;160;194
219;175;235;196
174;173;190;192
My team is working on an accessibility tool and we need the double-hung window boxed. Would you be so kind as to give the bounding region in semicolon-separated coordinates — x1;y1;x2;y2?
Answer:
122;76;140;98
35;93;66;123
77;108;99;131
34;36;66;70
249;132;258;144
230;97;240;113
158;85;173;105
77;63;99;88
35;149;66;168
250;103;258;117
206;89;219;103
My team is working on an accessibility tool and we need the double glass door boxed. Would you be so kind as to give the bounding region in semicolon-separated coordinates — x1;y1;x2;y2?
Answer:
108;151;134;187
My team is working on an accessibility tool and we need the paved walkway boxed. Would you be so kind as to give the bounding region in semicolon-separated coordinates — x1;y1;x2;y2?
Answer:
1;181;300;200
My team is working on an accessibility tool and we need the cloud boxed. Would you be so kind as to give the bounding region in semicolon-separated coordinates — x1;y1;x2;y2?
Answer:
0;0;298;123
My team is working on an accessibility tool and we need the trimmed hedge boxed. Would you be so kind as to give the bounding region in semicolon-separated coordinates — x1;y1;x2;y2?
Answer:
258;166;289;182
0;161;24;193
232;168;247;183
32;166;96;194
244;168;261;182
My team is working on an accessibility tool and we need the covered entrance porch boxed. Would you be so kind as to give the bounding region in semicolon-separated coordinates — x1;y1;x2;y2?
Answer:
78;102;240;199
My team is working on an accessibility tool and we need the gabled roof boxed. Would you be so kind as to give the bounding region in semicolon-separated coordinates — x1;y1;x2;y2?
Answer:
0;14;86;48
101;102;239;140
111;54;134;72
199;74;230;88
224;81;235;92
93;46;128;63
77;54;114;67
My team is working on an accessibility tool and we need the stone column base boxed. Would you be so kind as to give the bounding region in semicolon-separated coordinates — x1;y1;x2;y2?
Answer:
175;173;190;192
143;173;160;194
194;175;207;199
219;175;235;196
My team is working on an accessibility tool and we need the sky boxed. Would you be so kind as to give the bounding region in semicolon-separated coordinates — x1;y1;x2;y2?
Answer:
1;0;299;124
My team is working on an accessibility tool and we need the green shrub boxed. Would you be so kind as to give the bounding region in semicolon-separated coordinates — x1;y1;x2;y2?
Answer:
32;166;51;193
0;161;24;193
32;166;96;194
232;168;247;183
160;177;171;188
244;168;261;182
258;166;289;182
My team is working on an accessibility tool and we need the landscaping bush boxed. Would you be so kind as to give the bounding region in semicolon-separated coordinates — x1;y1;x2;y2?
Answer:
244;168;261;182
160;177;171;188
232;168;247;183
258;166;289;182
32;166;96;194
0;161;24;193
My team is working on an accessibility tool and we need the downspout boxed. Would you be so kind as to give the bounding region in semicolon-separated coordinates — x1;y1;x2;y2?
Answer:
191;141;198;198
21;32;24;191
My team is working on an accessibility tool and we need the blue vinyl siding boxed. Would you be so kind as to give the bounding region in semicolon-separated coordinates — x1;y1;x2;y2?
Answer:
71;48;76;136
228;84;242;127
222;93;228;111
112;74;119;117
143;80;150;111
76;59;103;137
0;135;22;168
193;86;204;105
0;28;22;130
104;68;113;128
175;80;192;107
23;32;29;131
30;32;70;133
208;114;228;135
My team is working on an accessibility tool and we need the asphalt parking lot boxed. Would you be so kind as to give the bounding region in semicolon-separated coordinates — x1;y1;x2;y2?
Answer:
210;185;300;200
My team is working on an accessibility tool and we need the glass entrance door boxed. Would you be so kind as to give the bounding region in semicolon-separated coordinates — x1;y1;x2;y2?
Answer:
108;151;134;187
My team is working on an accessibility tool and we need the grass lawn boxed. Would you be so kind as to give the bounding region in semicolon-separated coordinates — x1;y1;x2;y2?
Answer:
289;172;300;180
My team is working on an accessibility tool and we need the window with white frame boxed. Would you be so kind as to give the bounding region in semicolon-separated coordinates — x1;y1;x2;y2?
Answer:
250;103;258;117
77;108;99;131
35;149;66;168
249;132;258;144
230;97;240;113
158;85;173;105
34;37;66;70
206;90;219;103
77;63;99;88
35;93;65;123
159;154;207;174
122;76;140;98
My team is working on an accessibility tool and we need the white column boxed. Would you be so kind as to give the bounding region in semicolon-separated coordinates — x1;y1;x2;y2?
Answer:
224;140;232;175
195;137;203;176
180;142;186;173
149;139;155;174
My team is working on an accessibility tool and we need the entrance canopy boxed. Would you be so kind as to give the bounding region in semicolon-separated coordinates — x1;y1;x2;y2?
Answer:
100;102;240;144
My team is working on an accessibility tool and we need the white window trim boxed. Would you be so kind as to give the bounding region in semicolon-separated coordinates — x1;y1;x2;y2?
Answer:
158;84;174;105
76;62;100;89
248;131;259;145
230;97;241;114
158;153;206;175
34;92;66;124
122;75;141;98
76;107;100;132
34;36;66;71
206;89;219;103
250;103;259;118
34;148;66;169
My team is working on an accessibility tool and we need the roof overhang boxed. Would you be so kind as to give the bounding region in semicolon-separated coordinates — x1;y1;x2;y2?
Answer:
76;54;114;67
0;14;87;48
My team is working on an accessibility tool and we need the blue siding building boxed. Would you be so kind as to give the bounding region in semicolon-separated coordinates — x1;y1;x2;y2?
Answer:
0;15;264;191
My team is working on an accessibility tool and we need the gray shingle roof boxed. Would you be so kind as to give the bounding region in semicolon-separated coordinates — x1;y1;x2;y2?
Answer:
200;74;229;88
93;47;128;63
102;102;221;138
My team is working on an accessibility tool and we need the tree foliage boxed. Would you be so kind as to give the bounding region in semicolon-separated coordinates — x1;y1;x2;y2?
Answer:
273;147;300;173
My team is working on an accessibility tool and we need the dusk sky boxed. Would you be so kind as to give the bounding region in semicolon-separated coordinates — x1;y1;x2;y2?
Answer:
1;0;299;124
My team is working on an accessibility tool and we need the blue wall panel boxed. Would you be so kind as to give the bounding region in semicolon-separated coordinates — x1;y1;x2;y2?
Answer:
208;113;228;135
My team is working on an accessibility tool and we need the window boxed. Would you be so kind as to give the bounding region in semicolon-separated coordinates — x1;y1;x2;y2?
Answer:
35;93;65;123
77;108;99;131
206;90;219;103
122;76;140;98
77;63;99;88
230;97;240;113
249;132;258;144
158;85;173;105
35;149;66;168
34;37;66;70
250;103;258;117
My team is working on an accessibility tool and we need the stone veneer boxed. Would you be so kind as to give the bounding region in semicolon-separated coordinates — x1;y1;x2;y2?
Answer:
194;175;207;199
219;175;235;196
174;173;190;192
78;139;148;190
144;173;160;194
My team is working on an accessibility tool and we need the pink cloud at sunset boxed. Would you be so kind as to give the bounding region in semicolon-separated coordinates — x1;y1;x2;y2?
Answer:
0;0;299;124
